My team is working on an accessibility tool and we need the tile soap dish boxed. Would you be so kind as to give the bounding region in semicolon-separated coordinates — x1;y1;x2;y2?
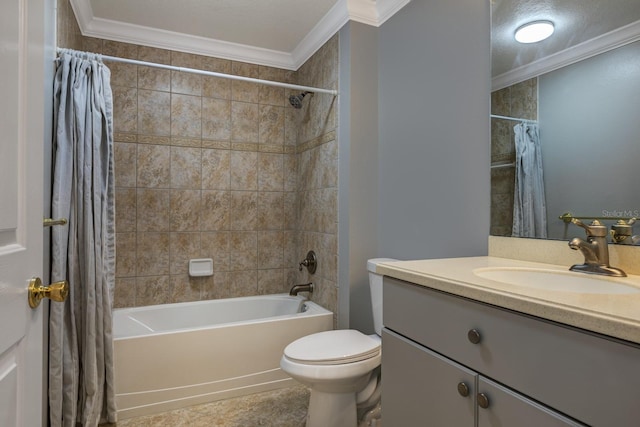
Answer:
189;258;213;277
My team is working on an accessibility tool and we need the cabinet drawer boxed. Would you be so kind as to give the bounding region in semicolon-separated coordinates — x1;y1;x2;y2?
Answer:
383;277;640;427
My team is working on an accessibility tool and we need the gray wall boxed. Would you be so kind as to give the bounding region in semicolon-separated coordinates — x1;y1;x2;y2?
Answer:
340;0;491;332
339;22;380;332
377;0;491;260
539;41;640;239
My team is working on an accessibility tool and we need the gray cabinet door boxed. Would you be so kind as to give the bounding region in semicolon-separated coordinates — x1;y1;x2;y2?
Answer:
477;377;586;427
382;329;476;426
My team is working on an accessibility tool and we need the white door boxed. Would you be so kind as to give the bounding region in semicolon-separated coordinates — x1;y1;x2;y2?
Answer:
0;0;49;425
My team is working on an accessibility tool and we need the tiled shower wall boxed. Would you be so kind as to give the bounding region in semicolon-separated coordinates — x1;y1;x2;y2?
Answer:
56;0;339;318
490;78;537;236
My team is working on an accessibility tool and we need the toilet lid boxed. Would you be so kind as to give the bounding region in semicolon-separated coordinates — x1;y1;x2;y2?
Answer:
284;330;381;365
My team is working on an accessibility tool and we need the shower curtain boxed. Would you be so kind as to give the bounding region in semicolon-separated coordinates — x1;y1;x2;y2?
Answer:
49;49;117;426
512;122;547;238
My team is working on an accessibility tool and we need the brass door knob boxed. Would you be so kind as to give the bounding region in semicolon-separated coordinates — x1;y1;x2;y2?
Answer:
28;277;68;308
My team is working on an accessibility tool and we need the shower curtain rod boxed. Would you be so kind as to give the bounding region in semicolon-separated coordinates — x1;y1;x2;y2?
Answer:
55;48;338;96
490;114;537;123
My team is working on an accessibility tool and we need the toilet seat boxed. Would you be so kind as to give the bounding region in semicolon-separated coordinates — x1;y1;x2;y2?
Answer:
284;330;381;365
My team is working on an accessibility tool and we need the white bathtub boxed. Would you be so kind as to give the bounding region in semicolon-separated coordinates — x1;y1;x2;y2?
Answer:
113;294;332;419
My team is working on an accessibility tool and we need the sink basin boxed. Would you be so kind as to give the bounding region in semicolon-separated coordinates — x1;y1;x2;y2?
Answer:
473;267;640;295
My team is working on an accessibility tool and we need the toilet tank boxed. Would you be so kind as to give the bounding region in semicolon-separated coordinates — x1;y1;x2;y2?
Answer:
367;258;397;336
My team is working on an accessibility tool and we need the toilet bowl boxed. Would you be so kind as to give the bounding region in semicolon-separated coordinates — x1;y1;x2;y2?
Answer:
280;258;396;427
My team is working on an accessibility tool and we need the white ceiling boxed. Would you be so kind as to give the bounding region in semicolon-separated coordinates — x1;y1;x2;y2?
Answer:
70;0;640;82
71;0;411;70
492;0;640;89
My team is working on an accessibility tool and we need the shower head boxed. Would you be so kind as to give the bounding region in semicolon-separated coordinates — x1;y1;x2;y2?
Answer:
289;91;311;109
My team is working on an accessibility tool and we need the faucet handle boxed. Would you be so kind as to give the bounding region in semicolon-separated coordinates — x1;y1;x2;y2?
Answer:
611;218;637;244
571;218;607;237
298;251;317;274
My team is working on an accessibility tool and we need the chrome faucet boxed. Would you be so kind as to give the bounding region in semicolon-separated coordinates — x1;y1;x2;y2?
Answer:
289;283;314;296
568;218;626;277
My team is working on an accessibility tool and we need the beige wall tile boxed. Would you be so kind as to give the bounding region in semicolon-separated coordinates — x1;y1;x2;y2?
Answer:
229;191;257;230
228;270;258;296
136;188;170;231
102;33;338;309
171;70;202;96
171;146;202;189
107;61;137;88
201;272;230;299
170;189;201;231
231;62;259;103
114;277;136;308
137;144;170;188
258;231;284;269
258;153;284;191
138;66;171;92
257;192;284;230
169;232;201;275
136;232;170;276
171;94;202;138
115;232;137;278
115;188;137;232
202;57;232;100
115;142;137;187
171;52;203;96
283;192;297;230
138;89;171;136
201;232;230;272
283;231;297;267
201;190;230;231
138;46;171;64
258;66;285;106
230;150;258;190
229;231;257;270
257;269;286;294
103;40;139;59
284;107;299;146
259;105;284;144
112;86;138;133
202;98;231;140
201;148;230;190
169;274;202;303
231;101;259;142
136;275;171;306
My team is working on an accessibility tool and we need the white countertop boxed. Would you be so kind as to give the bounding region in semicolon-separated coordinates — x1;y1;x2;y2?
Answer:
377;256;640;345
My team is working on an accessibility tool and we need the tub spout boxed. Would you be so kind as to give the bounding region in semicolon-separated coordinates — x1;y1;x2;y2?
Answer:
289;283;314;296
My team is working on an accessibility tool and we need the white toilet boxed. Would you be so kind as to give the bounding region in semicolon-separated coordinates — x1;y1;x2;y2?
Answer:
280;258;396;427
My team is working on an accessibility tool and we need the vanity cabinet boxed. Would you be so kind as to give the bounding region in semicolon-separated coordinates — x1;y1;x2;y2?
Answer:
382;277;640;427
384;330;583;426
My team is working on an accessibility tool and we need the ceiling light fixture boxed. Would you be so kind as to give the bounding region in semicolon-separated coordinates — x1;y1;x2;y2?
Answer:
514;20;555;44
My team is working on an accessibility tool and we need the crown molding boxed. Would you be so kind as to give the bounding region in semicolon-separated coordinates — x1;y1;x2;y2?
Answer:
291;0;351;68
69;0;410;70
375;0;412;25
492;18;640;91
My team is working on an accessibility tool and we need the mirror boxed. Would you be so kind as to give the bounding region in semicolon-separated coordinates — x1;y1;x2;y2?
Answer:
490;0;640;243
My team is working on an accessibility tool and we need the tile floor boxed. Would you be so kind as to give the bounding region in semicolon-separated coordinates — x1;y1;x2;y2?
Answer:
105;385;310;427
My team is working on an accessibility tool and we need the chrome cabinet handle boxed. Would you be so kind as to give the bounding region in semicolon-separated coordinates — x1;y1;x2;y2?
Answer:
467;329;482;344
477;393;490;409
